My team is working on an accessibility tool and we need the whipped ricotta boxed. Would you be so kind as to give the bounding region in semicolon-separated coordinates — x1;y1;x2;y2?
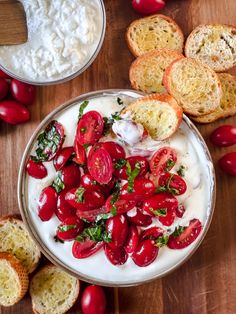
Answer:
26;92;214;285
0;0;103;82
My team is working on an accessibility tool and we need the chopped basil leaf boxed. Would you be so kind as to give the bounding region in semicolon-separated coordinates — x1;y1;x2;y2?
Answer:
165;159;176;171
172;226;186;237
155;235;169;247
52;171;64;193
111;112;122;121
78;100;89;120
177;165;185;177
75;225;111;243
58;224;76;232
126;161;141;193
53;235;64;243
149;208;167;217
83;144;90;150
102;111;122;135
75;187;85;203
96;212;113;222
110;191;119;216
117;97;124;105
156;185;167;193
115;159;126;169
92;180;97;185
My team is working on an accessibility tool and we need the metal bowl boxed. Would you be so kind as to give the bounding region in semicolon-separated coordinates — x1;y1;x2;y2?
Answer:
0;1;106;85
18;89;216;287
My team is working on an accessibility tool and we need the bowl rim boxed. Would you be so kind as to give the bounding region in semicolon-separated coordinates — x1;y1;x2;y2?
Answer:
0;0;106;86
18;89;216;287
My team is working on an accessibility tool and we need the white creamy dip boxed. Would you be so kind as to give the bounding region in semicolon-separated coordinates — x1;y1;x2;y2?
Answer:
26;92;214;285
0;0;103;82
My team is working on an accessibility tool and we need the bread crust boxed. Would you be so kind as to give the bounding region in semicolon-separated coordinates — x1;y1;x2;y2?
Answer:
126;14;184;57
185;24;236;72
0;252;29;307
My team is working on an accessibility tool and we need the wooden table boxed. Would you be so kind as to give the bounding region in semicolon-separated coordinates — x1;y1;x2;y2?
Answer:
1;0;236;313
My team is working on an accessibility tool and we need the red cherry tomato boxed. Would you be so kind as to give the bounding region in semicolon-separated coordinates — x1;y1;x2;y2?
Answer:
105;195;136;214
60;163;81;190
10;79;36;105
132;0;165;15
26;159;47;179
76;111;104;145
72;239;103;258
73;141;86;165
210;125;236;147
88;147;113;184
141;226;164;241
120;178;155;201
126;208;152;227
0;100;30;125
150;147;177;177
114;156;149;180
0;69;11;79
175;204;185;218
106;215;129;249
56;216;84;241
158;172;187;195
100;141;126;162
55;190;76;222
76;206;109;222
0;78;8;100
81;285;106;314
168;219;202;249
104;244;128;265
81;174;102;192
53;147;74;171
38;186;57;221
124;225;139;254
132;239;159;267
219;152;236;176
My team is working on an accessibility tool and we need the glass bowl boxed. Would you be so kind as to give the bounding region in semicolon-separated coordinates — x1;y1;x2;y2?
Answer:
18;89;216;287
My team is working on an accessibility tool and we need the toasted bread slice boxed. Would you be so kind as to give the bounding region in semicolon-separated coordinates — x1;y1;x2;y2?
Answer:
126;14;184;57
163;57;222;116
122;94;182;140
185;24;236;72
30;265;80;314
0;215;41;273
129;49;183;94
0;252;29;307
191;73;236;123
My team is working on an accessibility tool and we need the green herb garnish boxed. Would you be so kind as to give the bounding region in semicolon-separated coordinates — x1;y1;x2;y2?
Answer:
172;226;186;237
78;100;89;120
177;165;185;177
75;187;85;203
156;174;179;195
110;191;120;216
117;97;124;105
54;235;64;243
165;159;176;171
126;161;141;193
76;225;111;243
58;224;76;232
149;208;167;217
155;235;169;247
115;159;126;169
52;171;64;193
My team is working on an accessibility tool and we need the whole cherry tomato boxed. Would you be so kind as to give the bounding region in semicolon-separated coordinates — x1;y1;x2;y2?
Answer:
132;239;159;267
0;78;8;100
218;152;236;176
106;215;129;249
38;186;57;221
56;216;84;241
10;79;36;105
126;208;152;227
124;225;139;254
56;190;76;222
81;285;107;314
104;244;128;265
26;159;47;179
53;147;74;171
210;125;236;147
132;0;166;15
60;163;81;190
0;100;30;125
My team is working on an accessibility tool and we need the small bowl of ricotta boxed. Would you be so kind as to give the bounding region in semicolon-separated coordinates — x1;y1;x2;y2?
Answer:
0;0;106;85
18;89;216;286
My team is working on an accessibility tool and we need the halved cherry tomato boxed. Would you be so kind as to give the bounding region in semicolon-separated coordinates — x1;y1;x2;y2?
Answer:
81;174;102;192
132;239;158;267
104;244;128;265
60;163;81;190
106;215;129;249
100;177;115;197
53;147;74;171
0;100;30;125
76;111;104;145
56;216;84;241
158;172;187;195
114;156;149;180
105;195;136;214
150;147;177;177
168;219;202;249
73;141;86;165
120;178;155;201
126;208;152;227
175;204;185;218
100;141;126;162
210;125;236;147
10;79;36;105
88;147;113;184
56;190;76;222
72;239;103;258
76;206;109;222
38;186;57;221
141;226;164;241
124;225;139;254
132;0;166;15
26;159;47;179
219;152;236;176
0;78;8;100
81;285;107;314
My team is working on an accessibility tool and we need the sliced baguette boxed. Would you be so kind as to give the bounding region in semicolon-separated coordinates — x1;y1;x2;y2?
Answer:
185;24;236;72
30;265;80;314
129;49;184;94
163;57;222;116
0;252;29;307
0;215;41;273
191;73;236;123
126;14;184;57
122;94;183;140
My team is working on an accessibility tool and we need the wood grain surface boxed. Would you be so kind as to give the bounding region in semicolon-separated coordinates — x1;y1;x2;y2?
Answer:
0;0;236;313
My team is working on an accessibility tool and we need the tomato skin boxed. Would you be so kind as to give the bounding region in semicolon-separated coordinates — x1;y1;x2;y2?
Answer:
56;190;76;222
219;152;236;176
126;208;152;227
141;226;164;241
104;244;128;265
56;216;84;241
114;156;149;180
38;186;57;221
10;79;36;105
132;239;159;267
0;100;30;125
81;285;106;314
210;125;236;147
0;78;8;100
158;172;187;195
0;69;11;79
76;206;109;222
175;204;185;218
100;141;126;162
105;195;136;214
150;147;177;177
124;225;139;254
120;178;155;201
53;147;74;171
72;239;103;258
60;163;81;190
76;111;104;145
73;141;86;165
26;159;47;179
132;0;166;15
81;174;102;192
168;219;202;249
106;215;129;249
